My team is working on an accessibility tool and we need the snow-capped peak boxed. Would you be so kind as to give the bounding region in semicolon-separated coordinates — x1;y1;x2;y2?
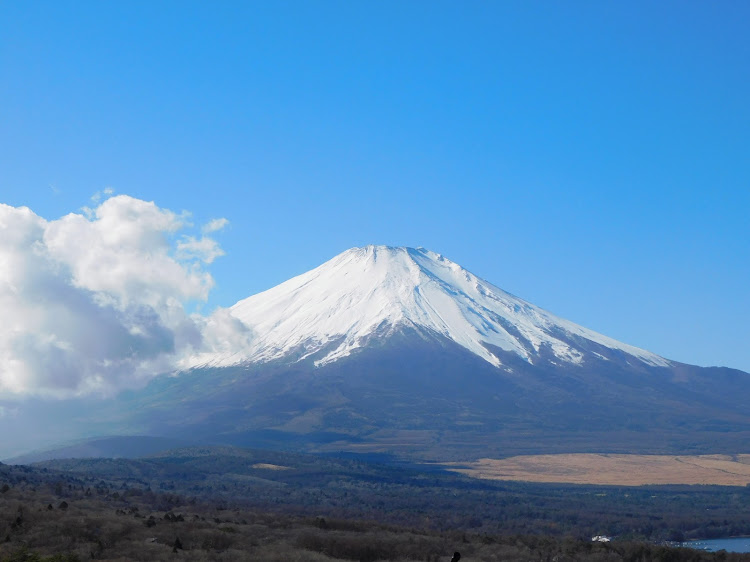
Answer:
228;245;669;369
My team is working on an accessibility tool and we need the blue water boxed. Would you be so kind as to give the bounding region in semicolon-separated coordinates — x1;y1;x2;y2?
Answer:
682;537;750;553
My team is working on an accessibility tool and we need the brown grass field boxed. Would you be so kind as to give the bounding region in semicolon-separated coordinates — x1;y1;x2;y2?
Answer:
446;453;750;486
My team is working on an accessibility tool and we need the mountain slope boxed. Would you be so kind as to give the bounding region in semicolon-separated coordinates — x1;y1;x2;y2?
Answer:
48;245;750;461
4;436;190;464
228;245;668;370
112;329;750;460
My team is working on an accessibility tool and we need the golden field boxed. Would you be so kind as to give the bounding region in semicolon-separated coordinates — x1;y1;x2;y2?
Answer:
447;453;750;486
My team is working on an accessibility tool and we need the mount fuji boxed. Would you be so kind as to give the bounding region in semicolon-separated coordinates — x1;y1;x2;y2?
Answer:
227;245;668;371
106;246;750;460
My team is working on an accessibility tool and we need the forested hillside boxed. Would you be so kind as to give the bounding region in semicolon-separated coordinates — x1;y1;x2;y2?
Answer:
1;458;748;561
32;447;750;540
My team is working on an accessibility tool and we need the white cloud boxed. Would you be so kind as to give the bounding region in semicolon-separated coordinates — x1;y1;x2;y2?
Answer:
176;236;225;264
90;186;115;204
0;195;248;398
202;217;229;234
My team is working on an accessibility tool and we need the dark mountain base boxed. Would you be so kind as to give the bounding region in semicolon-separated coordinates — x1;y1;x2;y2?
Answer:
97;328;750;461
6;436;190;465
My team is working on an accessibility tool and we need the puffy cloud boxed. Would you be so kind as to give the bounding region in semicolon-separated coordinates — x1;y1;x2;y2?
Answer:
178;308;254;369
0;195;250;398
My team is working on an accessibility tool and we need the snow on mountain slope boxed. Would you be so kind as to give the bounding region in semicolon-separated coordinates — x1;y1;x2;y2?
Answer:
228;246;670;369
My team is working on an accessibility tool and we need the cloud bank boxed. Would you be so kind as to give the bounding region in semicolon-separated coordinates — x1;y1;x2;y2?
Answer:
0;195;251;398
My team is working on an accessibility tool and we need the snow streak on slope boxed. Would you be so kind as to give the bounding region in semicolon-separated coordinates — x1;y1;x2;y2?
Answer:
229;246;670;369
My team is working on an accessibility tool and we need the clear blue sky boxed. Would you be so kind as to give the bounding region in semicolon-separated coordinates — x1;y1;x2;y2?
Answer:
1;1;748;371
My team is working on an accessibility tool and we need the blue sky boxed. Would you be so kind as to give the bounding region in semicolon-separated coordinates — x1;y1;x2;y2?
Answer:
1;1;748;374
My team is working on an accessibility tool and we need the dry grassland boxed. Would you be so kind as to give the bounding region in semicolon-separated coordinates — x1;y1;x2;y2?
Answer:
447;454;750;486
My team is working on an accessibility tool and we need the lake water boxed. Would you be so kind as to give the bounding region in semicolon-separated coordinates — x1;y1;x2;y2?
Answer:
682;537;750;553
